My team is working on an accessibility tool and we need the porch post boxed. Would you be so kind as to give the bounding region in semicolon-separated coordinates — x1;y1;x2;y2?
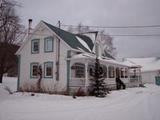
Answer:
139;68;142;84
84;62;88;93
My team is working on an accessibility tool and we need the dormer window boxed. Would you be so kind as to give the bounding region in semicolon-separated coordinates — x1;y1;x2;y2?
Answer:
31;39;40;54
44;37;54;52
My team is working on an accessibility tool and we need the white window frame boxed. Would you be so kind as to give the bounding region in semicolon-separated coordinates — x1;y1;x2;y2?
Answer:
30;62;39;78
44;37;54;52
31;39;40;54
108;66;115;78
44;62;53;78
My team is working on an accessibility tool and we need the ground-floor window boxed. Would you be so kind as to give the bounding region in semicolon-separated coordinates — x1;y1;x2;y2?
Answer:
109;66;115;78
30;62;39;78
44;62;53;78
103;65;107;78
71;63;85;78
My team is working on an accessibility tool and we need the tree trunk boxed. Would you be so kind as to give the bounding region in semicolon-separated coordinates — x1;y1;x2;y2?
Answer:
0;73;3;83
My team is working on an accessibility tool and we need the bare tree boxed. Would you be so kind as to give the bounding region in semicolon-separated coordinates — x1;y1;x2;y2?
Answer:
0;0;23;83
98;30;117;58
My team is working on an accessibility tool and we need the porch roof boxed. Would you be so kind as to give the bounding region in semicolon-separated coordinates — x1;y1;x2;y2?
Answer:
70;53;129;67
122;59;141;68
124;57;160;72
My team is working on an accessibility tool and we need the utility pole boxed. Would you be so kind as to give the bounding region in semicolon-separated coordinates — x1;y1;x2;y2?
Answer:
56;21;61;81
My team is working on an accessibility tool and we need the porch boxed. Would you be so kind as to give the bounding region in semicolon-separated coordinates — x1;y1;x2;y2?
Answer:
68;53;131;94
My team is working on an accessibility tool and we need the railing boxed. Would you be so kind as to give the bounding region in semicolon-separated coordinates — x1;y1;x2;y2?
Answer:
69;78;85;87
130;76;141;82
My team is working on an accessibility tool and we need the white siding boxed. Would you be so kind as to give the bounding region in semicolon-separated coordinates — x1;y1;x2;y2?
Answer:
19;23;70;92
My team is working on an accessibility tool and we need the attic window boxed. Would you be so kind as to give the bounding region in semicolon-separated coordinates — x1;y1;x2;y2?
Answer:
31;39;39;54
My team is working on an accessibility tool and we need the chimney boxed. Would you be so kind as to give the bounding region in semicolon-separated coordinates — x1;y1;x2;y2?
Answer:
28;19;32;34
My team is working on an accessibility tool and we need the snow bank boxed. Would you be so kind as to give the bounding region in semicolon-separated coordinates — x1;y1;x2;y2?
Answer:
0;77;160;120
0;84;10;96
2;77;17;92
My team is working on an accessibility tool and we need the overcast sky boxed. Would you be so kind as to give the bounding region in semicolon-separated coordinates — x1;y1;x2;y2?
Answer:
16;0;160;58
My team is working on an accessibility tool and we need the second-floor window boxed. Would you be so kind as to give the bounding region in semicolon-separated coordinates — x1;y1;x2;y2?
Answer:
44;37;54;52
31;39;39;54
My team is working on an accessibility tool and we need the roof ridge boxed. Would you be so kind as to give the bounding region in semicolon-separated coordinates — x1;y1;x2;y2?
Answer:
42;21;75;35
42;21;90;52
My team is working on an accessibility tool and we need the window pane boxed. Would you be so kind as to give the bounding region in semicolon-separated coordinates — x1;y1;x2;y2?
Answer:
71;63;85;78
47;40;52;51
34;42;39;52
31;63;39;77
45;37;53;52
33;65;38;76
45;62;53;77
31;40;39;53
46;67;52;76
109;66;114;78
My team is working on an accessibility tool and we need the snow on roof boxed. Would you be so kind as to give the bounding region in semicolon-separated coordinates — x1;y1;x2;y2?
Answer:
99;58;128;67
122;59;141;68
70;53;128;67
70;53;95;60
80;32;96;43
125;57;160;72
76;36;91;52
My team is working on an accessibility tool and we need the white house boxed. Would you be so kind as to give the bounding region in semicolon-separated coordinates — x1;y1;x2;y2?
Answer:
16;20;139;94
123;58;160;85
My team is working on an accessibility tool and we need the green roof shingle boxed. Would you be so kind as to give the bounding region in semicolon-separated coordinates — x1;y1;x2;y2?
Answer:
76;34;94;51
43;21;91;52
43;21;114;59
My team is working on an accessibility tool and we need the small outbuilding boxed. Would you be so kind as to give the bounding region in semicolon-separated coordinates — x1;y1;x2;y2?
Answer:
123;57;160;85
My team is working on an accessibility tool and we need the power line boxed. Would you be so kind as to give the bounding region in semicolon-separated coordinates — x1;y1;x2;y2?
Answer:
15;31;160;37
107;34;160;37
1;29;160;38
62;24;160;29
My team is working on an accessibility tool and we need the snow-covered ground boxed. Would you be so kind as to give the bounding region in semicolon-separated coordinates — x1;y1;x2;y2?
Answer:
0;77;160;120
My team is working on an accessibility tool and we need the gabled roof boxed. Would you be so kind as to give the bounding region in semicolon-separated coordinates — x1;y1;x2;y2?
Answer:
16;20;114;60
43;21;91;52
43;21;114;59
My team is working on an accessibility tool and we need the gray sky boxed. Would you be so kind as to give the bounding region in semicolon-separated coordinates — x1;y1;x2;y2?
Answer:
16;0;160;58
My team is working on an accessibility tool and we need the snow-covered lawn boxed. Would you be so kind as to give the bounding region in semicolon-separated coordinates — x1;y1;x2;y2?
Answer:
0;77;160;120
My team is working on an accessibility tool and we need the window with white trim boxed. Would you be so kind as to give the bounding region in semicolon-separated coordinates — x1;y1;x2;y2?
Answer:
44;37;53;52
31;39;39;54
108;66;115;78
44;62;53;78
71;63;85;78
